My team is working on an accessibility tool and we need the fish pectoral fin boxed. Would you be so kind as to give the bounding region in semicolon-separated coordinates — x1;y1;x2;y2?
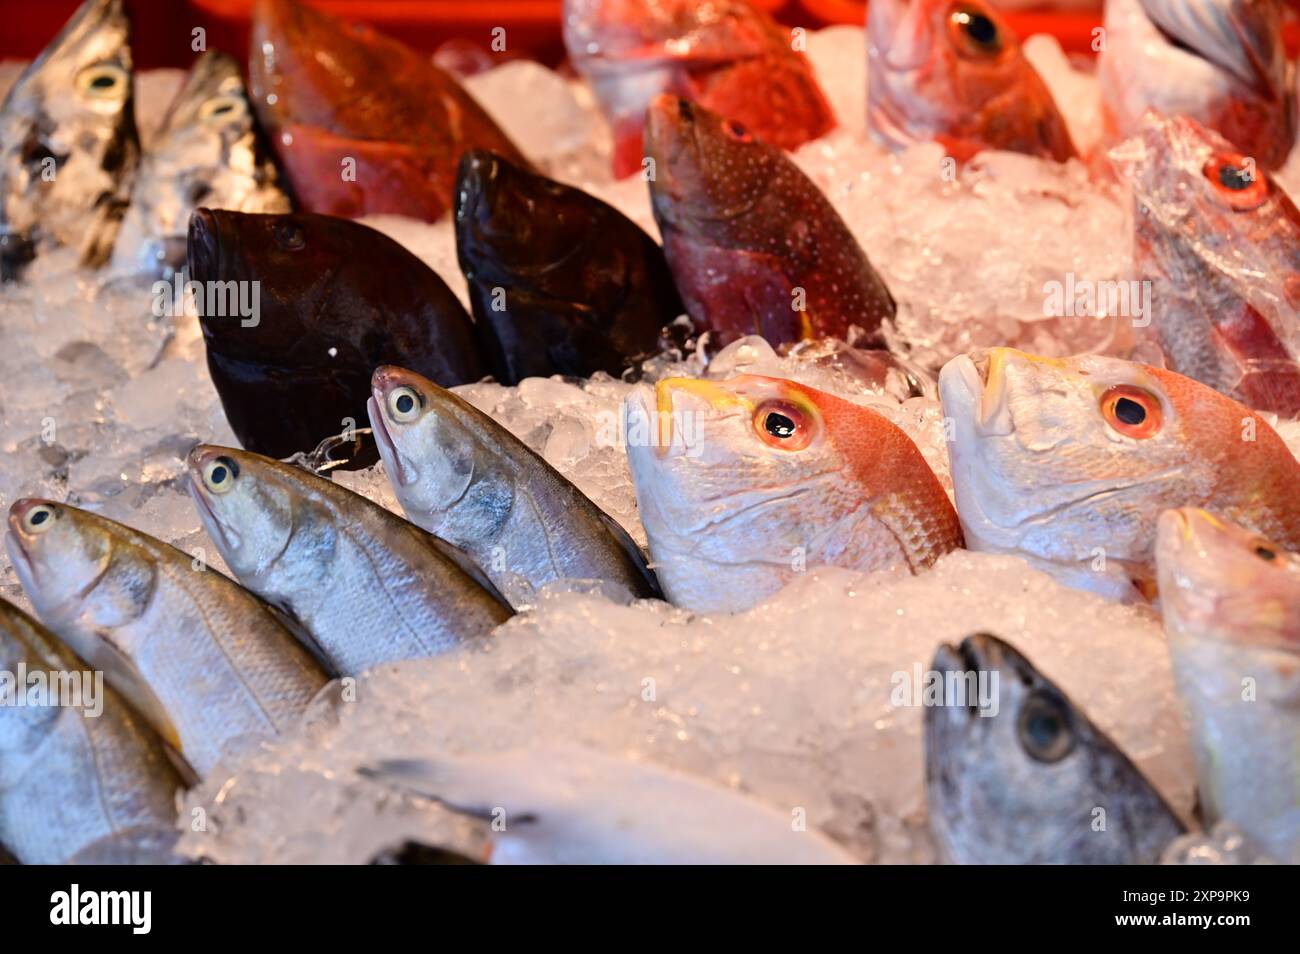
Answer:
89;628;184;755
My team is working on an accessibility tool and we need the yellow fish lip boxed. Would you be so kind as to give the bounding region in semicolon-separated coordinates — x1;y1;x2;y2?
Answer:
653;378;753;452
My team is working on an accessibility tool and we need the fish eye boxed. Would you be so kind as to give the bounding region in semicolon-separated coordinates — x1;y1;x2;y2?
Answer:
1254;543;1278;562
1099;385;1163;440
948;4;1003;57
752;400;815;451
76;63;129;100
722;119;752;143
273;221;306;251
386;385;423;423
1017;691;1076;764
199;94;247;125
202;456;240;494
1203;154;1269;211
22;504;57;534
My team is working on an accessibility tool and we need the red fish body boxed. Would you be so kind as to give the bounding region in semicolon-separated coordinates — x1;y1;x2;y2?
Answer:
867;0;1076;163
249;0;526;220
1124;114;1300;417
564;0;835;178
645;96;895;349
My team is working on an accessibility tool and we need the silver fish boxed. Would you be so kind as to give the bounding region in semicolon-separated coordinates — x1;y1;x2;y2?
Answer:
1155;508;1300;861
5;498;328;776
925;633;1185;864
111;50;290;278
364;745;859;864
368;366;659;607
0;596;181;864
186;445;513;675
0;0;138;280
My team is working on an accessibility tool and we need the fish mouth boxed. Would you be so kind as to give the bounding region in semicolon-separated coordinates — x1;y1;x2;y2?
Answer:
650;377;748;456
184;445;237;550
868;0;933;73
940;349;1013;437
368;368;416;487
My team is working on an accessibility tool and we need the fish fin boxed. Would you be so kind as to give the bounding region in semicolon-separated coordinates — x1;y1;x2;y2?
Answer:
417;529;514;614
591;508;664;600
87;627;185;755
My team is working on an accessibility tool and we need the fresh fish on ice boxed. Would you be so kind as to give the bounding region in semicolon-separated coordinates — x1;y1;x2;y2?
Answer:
187;444;513;674
626;374;961;613
6;498;328;776
926;632;1185;864
0;0;137;280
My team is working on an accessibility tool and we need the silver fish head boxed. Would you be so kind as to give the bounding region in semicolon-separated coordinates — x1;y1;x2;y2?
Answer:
5;499;115;629
925;632;1183;864
367;366;480;529
0;0;138;279
186;444;293;580
112;51;289;278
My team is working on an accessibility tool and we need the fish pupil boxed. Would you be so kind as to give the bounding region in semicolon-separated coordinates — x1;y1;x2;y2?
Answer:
211;465;228;484
1218;165;1252;192
1256;546;1277;561
765;412;797;439
1114;397;1146;426
396;394;415;414
965;14;997;46
90;74;116;90
1026;712;1059;747
30;510;48;526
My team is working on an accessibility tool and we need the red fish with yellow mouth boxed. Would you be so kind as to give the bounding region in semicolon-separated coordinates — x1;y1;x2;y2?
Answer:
867;0;1076;163
645;95;895;348
1122;113;1300;417
564;0;835;178
249;0;527;220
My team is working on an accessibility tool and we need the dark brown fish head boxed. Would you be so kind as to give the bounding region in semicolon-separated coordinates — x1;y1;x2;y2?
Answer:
454;149;571;270
644;95;777;235
187;208;482;464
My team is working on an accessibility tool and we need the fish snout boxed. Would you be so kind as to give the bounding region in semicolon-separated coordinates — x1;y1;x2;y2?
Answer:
187;208;221;281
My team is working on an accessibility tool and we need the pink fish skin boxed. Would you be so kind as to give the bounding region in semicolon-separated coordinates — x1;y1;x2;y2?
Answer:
564;0;835;178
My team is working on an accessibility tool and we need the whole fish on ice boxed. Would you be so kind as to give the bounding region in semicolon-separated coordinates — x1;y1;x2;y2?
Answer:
187;444;513;674
369;365;660;606
1099;0;1292;170
1156;508;1300;861
454;149;681;384
925;633;1185;864
940;348;1300;601
645;95;895;348
186;208;483;466
625;374;961;613
0;0;137;280
866;0;1076;162
364;745;859;864
1122;113;1300;417
564;0;835;178
249;0;526;220
111;51;289;279
0;597;181;865
6;498;327;776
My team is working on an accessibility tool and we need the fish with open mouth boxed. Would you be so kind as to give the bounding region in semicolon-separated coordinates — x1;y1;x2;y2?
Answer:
1121;113;1300;417
925;633;1185;864
249;0;526;220
186;207;483;466
940;348;1300;601
5;499;328;776
563;0;835;179
454;149;681;384
186;444;513;674
368;365;659;606
866;0;1076;163
1099;0;1292;170
645;95;896;349
1156;508;1300;861
111;51;290;279
0;0;138;280
363;744;859;864
0;596;182;865
625;374;961;613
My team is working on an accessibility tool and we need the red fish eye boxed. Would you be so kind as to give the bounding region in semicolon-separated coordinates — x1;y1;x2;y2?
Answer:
1099;385;1163;439
1203;154;1270;211
948;3;1003;57
753;400;814;451
722;119;752;143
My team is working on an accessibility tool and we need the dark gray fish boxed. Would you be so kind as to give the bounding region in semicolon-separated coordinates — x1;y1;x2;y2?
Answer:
0;597;182;865
925;633;1185;864
112;51;290;278
0;0;138;280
